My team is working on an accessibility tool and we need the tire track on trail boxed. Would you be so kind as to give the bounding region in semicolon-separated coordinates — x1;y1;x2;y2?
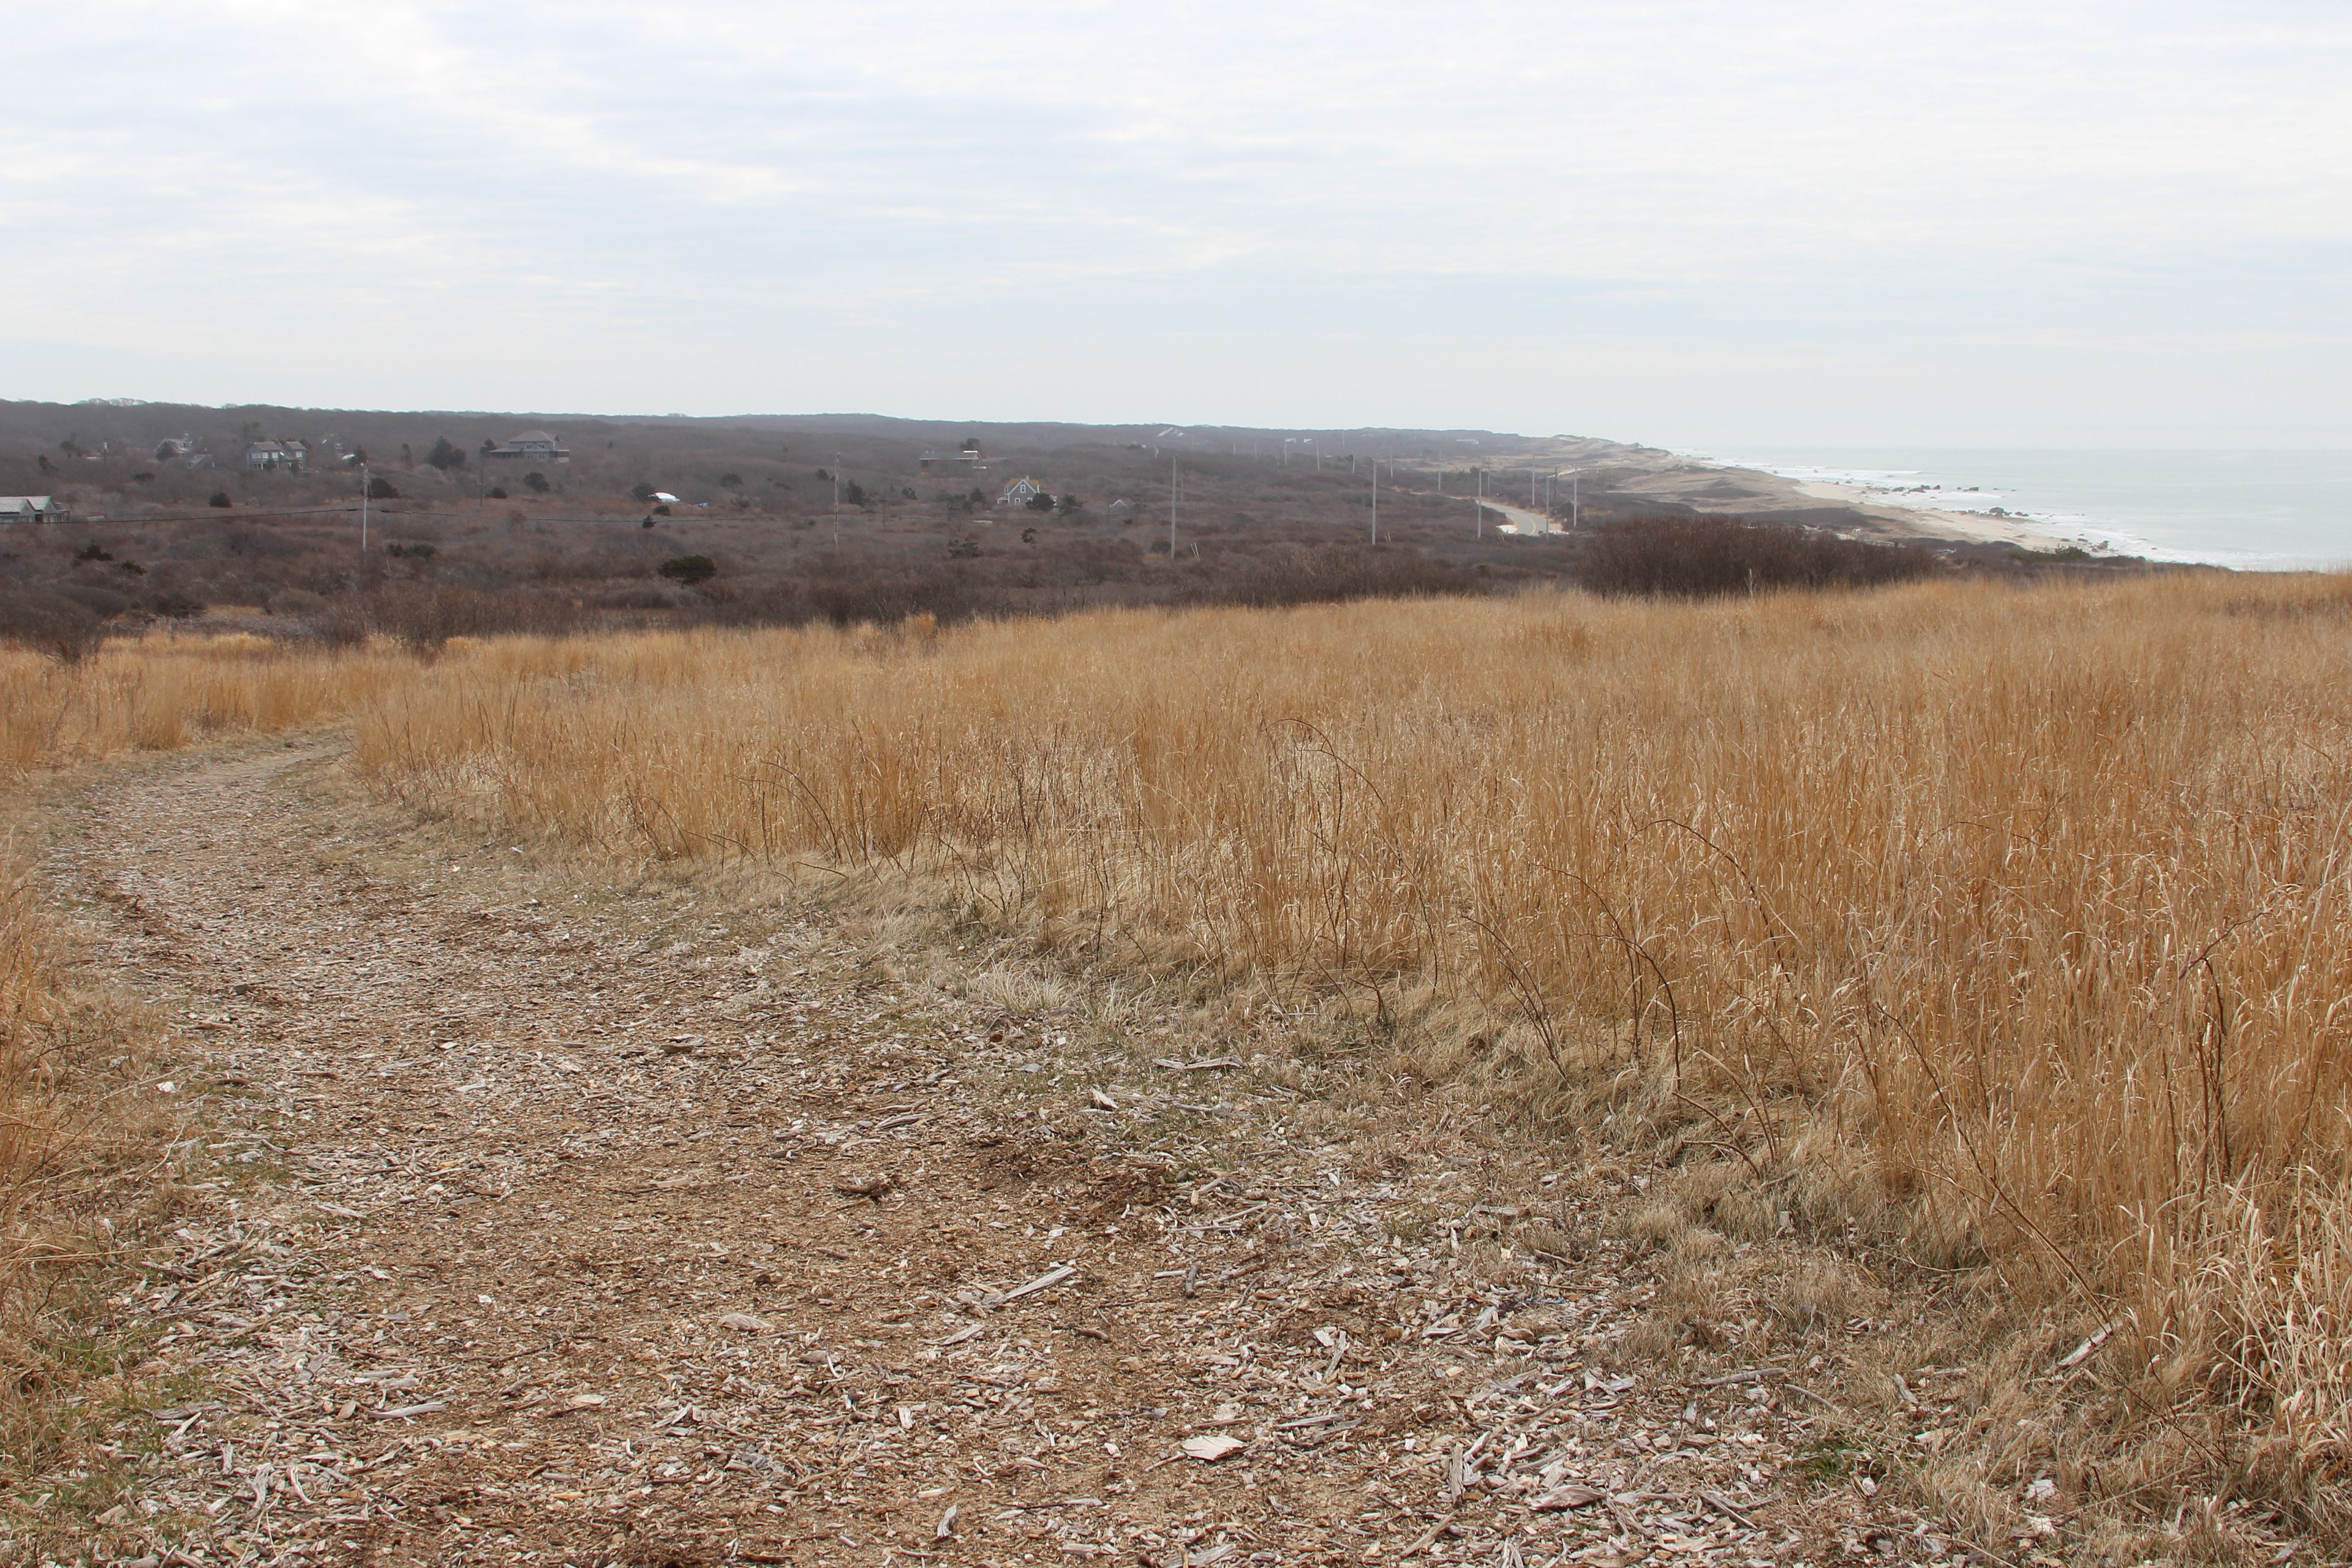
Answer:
45;742;1866;1566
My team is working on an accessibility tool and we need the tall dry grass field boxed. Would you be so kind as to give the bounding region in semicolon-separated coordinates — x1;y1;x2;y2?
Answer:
348;573;2352;1530
0;631;415;772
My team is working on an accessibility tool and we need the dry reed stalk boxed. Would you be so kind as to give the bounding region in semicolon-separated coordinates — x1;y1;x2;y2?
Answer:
0;851;62;1199
0;845;180;1520
337;571;2352;1530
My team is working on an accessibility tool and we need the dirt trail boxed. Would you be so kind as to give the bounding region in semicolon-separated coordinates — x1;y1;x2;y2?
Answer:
42;744;1868;1567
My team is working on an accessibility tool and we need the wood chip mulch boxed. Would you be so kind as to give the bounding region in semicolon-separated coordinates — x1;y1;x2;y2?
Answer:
35;744;1924;1567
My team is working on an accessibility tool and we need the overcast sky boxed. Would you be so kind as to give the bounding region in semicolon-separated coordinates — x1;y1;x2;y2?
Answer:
7;2;2347;445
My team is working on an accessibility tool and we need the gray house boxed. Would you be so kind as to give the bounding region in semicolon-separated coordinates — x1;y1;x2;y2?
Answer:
244;440;305;472
487;430;570;464
0;496;69;524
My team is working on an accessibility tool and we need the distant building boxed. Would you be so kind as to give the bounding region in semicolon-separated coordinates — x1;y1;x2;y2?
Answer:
487;430;571;464
154;435;197;461
0;496;69;524
997;476;1047;507
919;449;986;471
243;440;305;472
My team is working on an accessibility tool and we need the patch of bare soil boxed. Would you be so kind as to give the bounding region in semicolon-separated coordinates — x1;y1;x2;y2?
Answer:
29;742;1918;1567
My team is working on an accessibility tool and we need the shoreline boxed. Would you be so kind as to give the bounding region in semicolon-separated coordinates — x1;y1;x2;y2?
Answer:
1779;476;2084;552
1653;445;2345;569
1518;437;2103;556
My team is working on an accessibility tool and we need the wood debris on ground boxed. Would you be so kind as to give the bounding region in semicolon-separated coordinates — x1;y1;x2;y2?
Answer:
25;743;1934;1565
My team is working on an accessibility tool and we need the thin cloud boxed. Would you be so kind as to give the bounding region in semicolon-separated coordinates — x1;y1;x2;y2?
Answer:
6;1;2348;439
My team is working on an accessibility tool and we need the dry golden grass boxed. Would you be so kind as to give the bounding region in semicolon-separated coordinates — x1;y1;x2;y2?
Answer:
0;629;412;772
0;849;73;1464
0;845;187;1528
332;572;2352;1538
0;853;66;1197
4;577;2350;1548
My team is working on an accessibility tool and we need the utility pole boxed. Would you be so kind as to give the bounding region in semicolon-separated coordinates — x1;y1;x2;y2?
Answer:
1370;462;1378;547
358;462;369;554
1169;458;1180;560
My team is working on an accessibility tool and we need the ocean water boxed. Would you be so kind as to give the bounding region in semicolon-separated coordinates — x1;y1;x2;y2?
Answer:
1682;447;2352;570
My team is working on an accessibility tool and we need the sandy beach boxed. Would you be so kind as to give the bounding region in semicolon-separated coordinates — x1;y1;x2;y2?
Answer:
1502;437;2094;554
1781;476;2081;551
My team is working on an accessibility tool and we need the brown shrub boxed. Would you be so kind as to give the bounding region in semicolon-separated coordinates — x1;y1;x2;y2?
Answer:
1571;515;1946;598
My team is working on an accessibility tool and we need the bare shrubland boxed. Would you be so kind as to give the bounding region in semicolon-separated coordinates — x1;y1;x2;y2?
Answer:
2;396;2098;657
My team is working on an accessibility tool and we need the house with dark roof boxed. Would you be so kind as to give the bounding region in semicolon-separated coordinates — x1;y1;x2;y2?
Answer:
243;440;305;472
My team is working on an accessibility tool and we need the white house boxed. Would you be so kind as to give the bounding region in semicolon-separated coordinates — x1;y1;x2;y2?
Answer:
0;496;69;524
487;430;571;464
997;475;1048;507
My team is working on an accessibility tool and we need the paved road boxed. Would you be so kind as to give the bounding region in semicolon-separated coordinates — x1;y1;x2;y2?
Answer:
1457;497;1558;536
